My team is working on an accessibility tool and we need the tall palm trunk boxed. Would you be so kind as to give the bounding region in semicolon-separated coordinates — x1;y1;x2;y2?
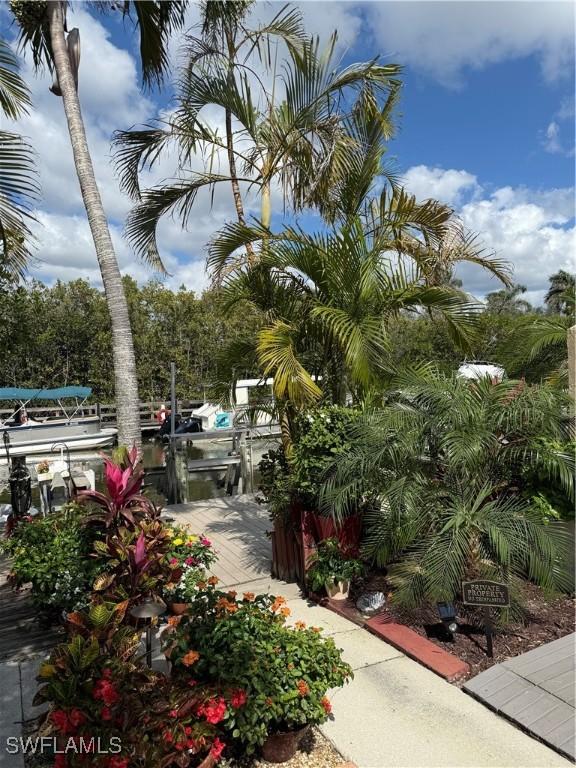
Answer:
223;29;254;264
48;1;141;449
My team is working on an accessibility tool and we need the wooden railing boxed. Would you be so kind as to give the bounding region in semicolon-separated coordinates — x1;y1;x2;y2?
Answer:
0;400;204;431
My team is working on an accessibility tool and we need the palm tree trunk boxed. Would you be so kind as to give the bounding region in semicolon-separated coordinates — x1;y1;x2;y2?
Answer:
48;1;141;449
224;30;254;265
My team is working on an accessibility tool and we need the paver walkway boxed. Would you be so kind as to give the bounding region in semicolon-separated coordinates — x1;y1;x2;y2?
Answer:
168;496;573;768
464;633;575;761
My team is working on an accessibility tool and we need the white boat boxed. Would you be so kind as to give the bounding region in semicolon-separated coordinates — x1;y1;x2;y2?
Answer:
0;386;117;460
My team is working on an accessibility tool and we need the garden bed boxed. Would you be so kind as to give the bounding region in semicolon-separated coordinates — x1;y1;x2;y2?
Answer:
384;583;575;684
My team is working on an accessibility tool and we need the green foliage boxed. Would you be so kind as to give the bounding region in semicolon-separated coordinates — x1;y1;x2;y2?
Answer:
291;406;360;509
164;583;352;752
0;503;101;612
34;600;224;768
306;538;363;593
256;446;294;521
0;278;262;400
323;369;574;613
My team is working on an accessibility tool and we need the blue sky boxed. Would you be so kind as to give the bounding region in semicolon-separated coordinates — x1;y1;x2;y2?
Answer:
2;0;575;303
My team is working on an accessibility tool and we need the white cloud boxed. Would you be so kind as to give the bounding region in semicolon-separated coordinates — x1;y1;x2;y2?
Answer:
403;165;575;301
367;1;575;87
402;165;480;206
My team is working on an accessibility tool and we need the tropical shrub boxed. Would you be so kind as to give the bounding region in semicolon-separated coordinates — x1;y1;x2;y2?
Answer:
92;520;174;604
80;445;159;530
306;538;364;593
323;367;574;612
291;406;359;510
0;503;102;613
257;407;359;519
35;602;228;767
164;580;352;753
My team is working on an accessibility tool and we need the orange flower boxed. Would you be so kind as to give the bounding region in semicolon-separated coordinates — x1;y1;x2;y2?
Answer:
182;650;200;667
295;621;306;630
167;616;182;628
265;697;273;706
227;590;237;599
280;607;291;617
216;597;238;613
243;592;255;602
196;580;207;589
321;696;332;714
297;680;309;697
311;627;321;633
270;595;287;612
275;596;286;606
207;576;219;586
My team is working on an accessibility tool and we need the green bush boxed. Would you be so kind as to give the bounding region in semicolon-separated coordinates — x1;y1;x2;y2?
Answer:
164;582;352;752
291;406;359;510
0;503;101;613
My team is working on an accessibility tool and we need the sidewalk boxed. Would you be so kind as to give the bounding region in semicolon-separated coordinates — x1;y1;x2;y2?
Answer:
229;575;572;768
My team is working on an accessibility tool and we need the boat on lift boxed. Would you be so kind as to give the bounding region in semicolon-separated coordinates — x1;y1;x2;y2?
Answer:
0;386;117;459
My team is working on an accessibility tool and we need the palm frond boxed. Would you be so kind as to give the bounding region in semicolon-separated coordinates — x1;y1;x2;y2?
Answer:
0;39;31;119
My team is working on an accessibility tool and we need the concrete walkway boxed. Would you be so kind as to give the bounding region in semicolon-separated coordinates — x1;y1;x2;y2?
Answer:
169;497;573;768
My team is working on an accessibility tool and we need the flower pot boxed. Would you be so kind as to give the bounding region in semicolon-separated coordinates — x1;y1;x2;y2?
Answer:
262;726;309;763
325;580;349;600
168;602;189;615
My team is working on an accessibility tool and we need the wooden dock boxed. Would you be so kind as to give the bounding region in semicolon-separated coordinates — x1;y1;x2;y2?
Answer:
0;554;61;662
165;495;272;588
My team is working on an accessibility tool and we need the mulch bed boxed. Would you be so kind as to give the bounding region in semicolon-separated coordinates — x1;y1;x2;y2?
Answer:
352;573;575;684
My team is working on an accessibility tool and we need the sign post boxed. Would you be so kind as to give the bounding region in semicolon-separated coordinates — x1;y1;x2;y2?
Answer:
462;580;510;658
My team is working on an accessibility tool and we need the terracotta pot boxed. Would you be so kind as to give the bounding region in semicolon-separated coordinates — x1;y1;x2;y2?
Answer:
262;726;309;763
168;602;189;615
325;580;349;600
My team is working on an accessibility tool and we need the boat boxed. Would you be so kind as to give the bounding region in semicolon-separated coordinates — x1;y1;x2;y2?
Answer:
0;386;117;459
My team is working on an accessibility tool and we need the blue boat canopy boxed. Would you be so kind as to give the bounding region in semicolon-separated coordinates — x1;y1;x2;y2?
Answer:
0;386;92;401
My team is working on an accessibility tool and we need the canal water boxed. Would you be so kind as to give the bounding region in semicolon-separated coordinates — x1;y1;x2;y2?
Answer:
0;435;277;509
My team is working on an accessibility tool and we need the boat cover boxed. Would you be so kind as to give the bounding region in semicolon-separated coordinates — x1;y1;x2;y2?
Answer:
0;386;92;401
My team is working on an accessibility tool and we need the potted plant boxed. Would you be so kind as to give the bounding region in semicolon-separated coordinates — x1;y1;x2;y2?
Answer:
164;581;352;762
162;526;217;613
306;538;363;600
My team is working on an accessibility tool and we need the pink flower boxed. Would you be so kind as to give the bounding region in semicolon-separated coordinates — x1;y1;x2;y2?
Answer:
169;709;178;718
170;557;179;566
184;557;197;566
68;709;86;729
211;738;226;761
200;536;211;547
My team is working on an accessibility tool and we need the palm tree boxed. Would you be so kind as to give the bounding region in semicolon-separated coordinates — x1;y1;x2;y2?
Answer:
208;181;509;409
0;37;38;280
485;283;533;315
322;367;574;611
9;0;185;447
545;270;575;316
113;7;402;267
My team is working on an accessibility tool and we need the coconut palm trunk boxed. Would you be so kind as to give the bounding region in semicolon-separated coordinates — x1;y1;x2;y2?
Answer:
47;1;141;448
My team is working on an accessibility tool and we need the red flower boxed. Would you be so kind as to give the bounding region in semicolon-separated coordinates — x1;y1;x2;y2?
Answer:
93;678;119;707
50;710;69;734
163;730;173;743
184;726;192;736
101;707;112;721
210;738;225;761
102;668;113;679
68;709;86;729
169;709;179;718
230;689;247;708
201;698;227;724
54;753;67;768
321;696;332;714
108;758;129;768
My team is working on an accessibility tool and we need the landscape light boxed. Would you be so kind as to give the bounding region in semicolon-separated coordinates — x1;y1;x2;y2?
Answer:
130;596;166;667
437;601;458;636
